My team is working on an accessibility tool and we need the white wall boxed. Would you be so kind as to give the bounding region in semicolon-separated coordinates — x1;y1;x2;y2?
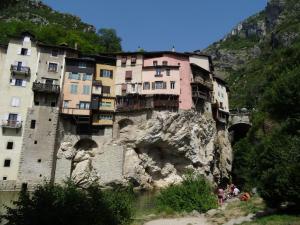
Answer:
212;79;229;112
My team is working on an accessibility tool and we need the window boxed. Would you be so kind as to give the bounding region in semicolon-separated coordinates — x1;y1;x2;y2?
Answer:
34;141;37;144
125;71;132;81
4;159;11;167
79;101;90;109
155;68;162;76
100;70;113;78
82;73;92;81
63;100;69;108
11;97;20;107
143;82;150;90
48;63;58;72
131;57;136;65
37;159;42;163
166;69;171;76
6;142;13;150
21;48;28;56
70;84;78;94
170;81;175;89
99;114;113;120
3;177;7;180
121;57;127;65
153;81;166;89
15;79;23;86
100;102;112;107
78;62;87;68
51;49;58;57
69;72;81;80
83;85;91;95
131;84;136;92
30;120;36;129
102;86;111;94
162;61;168;66
153;61;158;66
8;113;18;122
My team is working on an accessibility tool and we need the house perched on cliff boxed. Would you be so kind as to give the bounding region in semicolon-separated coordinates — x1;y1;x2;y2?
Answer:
0;35;230;190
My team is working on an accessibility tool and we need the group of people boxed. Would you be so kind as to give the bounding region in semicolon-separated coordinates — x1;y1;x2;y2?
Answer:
217;183;241;205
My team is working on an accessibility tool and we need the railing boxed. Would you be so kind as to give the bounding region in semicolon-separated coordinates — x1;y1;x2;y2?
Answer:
191;77;213;90
153;100;179;108
192;91;208;100
11;65;30;76
92;80;102;86
1;120;22;129
32;82;60;94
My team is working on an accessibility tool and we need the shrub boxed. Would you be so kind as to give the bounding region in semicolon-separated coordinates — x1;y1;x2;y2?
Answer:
156;174;217;213
1;182;134;225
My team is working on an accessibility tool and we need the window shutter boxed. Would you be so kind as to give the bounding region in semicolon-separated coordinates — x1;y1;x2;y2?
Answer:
27;49;31;56
163;82;167;89
22;80;27;87
152;82;155;90
110;70;113;78
17;48;21;55
17;114;21;122
10;78;16;86
100;69;103;77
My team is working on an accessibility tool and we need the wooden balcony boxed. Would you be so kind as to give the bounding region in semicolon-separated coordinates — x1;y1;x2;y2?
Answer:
116;103;144;112
191;77;213;90
11;65;30;76
1;120;22;129
61;108;90;116
192;91;209;100
153;100;179;108
32;82;60;94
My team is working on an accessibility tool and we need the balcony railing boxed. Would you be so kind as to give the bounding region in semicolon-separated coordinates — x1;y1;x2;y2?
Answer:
153;100;179;108
1;120;22;129
11;65;31;76
191;77;213;90
192;91;209;100
32;82;60;94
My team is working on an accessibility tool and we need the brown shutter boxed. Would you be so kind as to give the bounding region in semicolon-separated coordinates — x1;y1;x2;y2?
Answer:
121;84;127;91
152;82;155;90
100;69;103;77
163;82;167;89
125;71;132;80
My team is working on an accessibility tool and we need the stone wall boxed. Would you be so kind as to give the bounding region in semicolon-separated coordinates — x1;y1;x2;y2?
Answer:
18;106;59;185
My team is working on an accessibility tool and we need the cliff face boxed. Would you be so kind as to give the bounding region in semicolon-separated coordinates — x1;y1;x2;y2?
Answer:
203;0;299;77
56;111;232;189
118;111;232;189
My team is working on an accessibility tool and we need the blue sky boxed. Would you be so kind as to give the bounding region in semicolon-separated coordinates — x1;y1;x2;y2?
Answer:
43;0;267;52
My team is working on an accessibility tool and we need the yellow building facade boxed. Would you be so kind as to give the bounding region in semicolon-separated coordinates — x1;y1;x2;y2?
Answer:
92;63;116;126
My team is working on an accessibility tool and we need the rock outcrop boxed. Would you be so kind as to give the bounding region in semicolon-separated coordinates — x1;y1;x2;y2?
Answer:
118;111;232;189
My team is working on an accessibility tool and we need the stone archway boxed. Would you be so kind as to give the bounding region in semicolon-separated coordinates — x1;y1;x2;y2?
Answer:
71;139;99;186
117;118;134;138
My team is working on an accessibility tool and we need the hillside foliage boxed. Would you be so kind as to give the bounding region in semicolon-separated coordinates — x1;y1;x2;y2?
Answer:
0;0;122;53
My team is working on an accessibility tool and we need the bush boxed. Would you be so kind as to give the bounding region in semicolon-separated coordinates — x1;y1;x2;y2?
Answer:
155;174;217;213
0;182;134;225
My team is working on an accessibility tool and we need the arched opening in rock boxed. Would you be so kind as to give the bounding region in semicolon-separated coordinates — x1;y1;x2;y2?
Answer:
118;118;134;138
71;139;98;178
74;138;98;151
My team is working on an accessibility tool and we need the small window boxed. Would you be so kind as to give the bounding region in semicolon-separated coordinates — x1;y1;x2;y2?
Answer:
78;62;87;68
125;71;132;81
155;68;162;76
82;74;93;81
170;81;175;89
82;85;91;95
79;102;90;109
162;61;168;66
48;63;58;72
166;69;170;76
30;120;36;129
51;49;58;57
6;142;13;150
131;57;136;65
69;73;81;80
4;159;11;167
3;177;7;180
102;86;111;94
15;79;23;86
70;84;78;94
51;102;56;107
100;70;113;78
34;141;37;144
143;82;150;90
21;48;28;56
63;100;69;108
37;159;42;163
153;61;158;66
121;57;127;65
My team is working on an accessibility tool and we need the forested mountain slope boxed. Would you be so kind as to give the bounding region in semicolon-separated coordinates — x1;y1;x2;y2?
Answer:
0;0;122;53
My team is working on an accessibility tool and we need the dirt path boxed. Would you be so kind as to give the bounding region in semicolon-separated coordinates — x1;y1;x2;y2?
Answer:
144;216;209;225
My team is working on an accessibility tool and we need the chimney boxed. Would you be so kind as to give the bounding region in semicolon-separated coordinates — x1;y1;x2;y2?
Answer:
172;46;175;52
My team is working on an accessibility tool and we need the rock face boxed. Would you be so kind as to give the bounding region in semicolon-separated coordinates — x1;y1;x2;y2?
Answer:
118;111;232;189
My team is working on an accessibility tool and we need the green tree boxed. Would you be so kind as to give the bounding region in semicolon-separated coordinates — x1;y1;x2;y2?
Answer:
98;28;122;53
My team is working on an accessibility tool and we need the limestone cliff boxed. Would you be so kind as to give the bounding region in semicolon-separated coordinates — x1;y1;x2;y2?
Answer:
56;111;232;189
118;111;232;189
